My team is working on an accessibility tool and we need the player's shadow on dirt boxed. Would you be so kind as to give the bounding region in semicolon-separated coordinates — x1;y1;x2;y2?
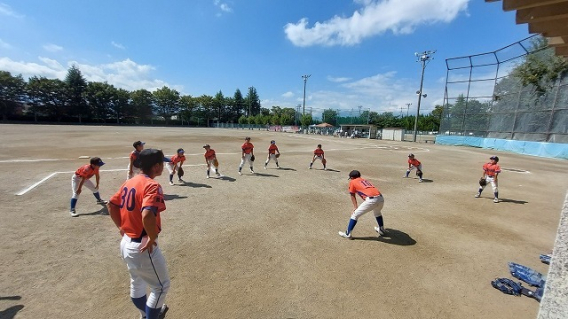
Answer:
497;198;528;204
271;167;296;171
216;176;236;182
80;206;109;217
420;178;433;183
163;194;189;201
0;305;24;319
318;168;341;172
249;172;279;177
179;182;212;188
353;228;416;246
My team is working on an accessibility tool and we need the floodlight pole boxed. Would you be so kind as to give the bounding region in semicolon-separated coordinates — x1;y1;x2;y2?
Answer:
302;74;311;116
413;50;435;142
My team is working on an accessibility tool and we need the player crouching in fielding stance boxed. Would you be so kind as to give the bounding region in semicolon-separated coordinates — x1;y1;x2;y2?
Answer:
404;153;423;182
264;140;280;169
166;148;186;186
108;149;170;319
203;144;222;178
128;141;145;180
475;155;501;203
238;137;255;175
70;157;107;217
339;170;386;239
309;144;326;170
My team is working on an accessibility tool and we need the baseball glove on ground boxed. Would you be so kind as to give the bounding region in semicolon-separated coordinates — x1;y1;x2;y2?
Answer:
177;167;184;177
479;177;487;186
275;153;280;158
250;154;255;162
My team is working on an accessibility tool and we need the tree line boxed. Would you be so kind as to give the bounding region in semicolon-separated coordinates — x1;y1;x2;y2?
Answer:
1;65;444;130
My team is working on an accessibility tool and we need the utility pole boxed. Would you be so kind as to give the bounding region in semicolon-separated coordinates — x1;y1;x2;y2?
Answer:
400;106;404;118
302;74;311;116
406;103;412;117
413;50;435;142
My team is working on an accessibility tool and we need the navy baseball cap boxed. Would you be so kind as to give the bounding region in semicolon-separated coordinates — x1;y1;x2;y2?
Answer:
133;141;145;148
90;157;105;166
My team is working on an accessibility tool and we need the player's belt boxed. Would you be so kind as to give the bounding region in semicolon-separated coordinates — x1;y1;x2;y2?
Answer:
367;195;382;199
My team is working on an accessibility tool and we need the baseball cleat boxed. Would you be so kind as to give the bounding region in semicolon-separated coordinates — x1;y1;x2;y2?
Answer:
141;304;169;319
374;226;386;236
493;198;499;203
238;171;242;175
96;199;108;205
69;209;78;217
178;178;184;183
474;194;480;198
419;179;423;183
169;181;174;186
338;231;352;239
206;175;210;179
250;170;255;174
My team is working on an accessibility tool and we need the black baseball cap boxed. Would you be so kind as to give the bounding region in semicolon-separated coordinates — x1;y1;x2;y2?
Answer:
203;144;210;148
133;141;145;148
348;170;361;179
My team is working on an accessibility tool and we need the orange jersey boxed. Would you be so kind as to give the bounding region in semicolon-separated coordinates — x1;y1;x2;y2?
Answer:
349;177;381;199
314;148;324;157
483;162;501;177
109;174;166;239
204;149;216;161
130;151;141;168
170;154;185;165
241;142;254;154
268;144;279;154
75;164;99;179
408;158;421;167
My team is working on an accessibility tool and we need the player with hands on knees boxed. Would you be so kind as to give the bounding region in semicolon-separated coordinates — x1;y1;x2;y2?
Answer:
475;155;501;203
128;141;145;180
238;137;255;175
264;140;280;169
203;144;222;178
404;153;424;182
339;170;386;239
166;148;186;185
309;144;326;170
69;157;106;217
108;149;170;319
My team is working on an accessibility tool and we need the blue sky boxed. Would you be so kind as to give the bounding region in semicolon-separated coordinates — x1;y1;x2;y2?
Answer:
0;0;530;118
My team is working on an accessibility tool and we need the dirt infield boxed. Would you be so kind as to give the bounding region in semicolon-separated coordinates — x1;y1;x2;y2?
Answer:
1;124;566;319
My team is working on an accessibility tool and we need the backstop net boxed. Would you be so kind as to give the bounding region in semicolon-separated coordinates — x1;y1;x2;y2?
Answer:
441;35;568;143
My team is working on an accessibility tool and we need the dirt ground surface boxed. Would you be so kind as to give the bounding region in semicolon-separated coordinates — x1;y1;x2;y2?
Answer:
0;124;567;319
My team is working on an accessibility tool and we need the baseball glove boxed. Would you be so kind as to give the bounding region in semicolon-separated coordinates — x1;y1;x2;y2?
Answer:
275;153;280;158
213;159;219;167
491;278;523;296
479;177;487;186
177;167;184;177
322;158;327;165
250;154;255;162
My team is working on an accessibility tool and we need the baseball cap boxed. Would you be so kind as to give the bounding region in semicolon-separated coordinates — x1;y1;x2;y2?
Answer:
90;157;105;166
133;141;145;148
270;140;275;144
203;144;210;148
177;148;185;154
348;170;361;179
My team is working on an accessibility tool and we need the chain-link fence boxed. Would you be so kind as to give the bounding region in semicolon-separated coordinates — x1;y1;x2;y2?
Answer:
441;35;568;143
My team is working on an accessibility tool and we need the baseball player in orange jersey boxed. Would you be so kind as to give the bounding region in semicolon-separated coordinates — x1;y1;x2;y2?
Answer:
404;153;423;182
108;149;170;319
309;144;326;170
238;137;255;175
264;140;280;169
339;170;386;239
475;155;501;203
70;157;107;217
128;141;145;180
203;144;222;178
165;148;185;185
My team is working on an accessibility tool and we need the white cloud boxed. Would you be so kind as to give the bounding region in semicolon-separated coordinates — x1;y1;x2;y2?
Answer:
327;76;351;83
0;56;180;92
111;41;126;50
0;38;12;49
281;91;294;98
214;0;232;13
284;0;469;47
0;3;24;18
43;44;63;52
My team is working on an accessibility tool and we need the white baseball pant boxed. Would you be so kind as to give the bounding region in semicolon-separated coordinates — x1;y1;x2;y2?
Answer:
71;175;97;199
350;195;384;220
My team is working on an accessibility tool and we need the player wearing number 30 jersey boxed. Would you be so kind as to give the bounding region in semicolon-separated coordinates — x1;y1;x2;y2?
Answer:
108;149;170;319
338;170;386;239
